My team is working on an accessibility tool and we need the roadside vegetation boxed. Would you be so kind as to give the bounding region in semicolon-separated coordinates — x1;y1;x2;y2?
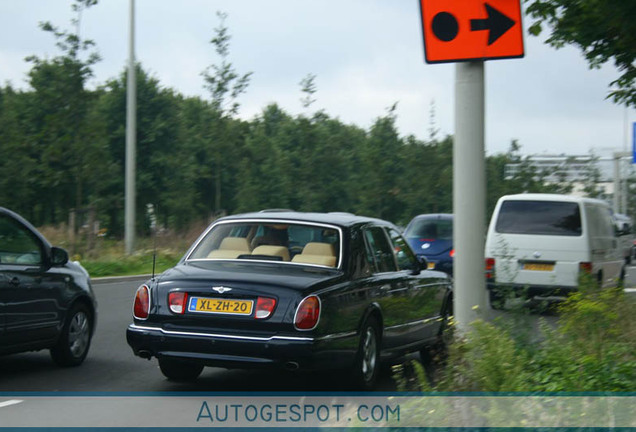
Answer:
39;225;194;277
395;276;636;392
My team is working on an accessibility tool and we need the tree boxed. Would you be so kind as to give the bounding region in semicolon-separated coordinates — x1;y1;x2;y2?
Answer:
201;11;252;214
24;0;105;224
299;74;317;110
0;85;39;220
525;0;636;106
355;104;405;221
96;65;192;235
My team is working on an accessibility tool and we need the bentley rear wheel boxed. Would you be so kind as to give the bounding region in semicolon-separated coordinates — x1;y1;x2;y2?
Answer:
352;317;380;390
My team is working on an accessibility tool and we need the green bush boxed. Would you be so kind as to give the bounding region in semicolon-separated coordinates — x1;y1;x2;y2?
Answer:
80;251;180;277
397;278;636;392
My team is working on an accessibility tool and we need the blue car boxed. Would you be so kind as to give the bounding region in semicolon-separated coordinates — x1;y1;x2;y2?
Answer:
404;214;454;275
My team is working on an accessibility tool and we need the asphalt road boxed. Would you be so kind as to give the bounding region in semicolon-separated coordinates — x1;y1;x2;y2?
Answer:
3;267;634;393
0;276;402;392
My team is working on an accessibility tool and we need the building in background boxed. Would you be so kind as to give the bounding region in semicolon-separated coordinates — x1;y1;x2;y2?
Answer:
505;154;635;214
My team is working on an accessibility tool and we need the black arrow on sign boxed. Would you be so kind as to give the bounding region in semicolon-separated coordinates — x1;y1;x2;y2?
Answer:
470;3;515;45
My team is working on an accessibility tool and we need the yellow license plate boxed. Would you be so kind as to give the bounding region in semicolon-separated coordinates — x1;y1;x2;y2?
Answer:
427;262;436;269
523;263;554;271
188;297;253;315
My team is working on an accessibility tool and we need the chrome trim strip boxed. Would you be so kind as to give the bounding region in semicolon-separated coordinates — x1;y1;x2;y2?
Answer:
313;317;441;342
384;316;441;331
128;324;314;342
315;331;357;342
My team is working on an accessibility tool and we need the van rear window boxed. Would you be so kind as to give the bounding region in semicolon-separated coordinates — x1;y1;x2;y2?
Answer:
496;200;582;236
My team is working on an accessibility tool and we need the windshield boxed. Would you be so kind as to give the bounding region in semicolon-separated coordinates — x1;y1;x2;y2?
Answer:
405;218;453;240
187;220;341;268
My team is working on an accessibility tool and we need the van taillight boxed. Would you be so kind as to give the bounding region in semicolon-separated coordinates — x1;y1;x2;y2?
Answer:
294;295;321;330
485;257;495;279
133;285;150;319
168;292;187;314
449;249;455;258
254;296;277;319
579;262;593;274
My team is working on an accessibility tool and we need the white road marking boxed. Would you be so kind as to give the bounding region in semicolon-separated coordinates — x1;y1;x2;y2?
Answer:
0;399;23;409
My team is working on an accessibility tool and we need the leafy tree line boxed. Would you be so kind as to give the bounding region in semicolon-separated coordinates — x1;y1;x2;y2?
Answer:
0;1;581;239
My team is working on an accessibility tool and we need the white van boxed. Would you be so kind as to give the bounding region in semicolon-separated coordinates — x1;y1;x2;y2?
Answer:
485;193;623;305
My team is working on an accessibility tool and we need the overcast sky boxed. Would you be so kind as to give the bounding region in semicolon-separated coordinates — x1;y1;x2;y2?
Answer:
1;0;634;157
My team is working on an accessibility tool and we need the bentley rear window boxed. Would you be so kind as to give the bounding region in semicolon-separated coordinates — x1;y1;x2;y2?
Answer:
187;221;341;268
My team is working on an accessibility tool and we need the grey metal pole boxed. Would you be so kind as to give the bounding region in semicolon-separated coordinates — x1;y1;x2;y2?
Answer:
613;155;620;214
622;169;627;214
125;0;136;255
454;61;487;330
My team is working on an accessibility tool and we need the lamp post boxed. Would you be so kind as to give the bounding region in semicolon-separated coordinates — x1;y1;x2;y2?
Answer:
125;0;136;255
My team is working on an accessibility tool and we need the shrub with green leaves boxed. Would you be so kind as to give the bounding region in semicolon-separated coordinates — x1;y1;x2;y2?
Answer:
397;277;636;392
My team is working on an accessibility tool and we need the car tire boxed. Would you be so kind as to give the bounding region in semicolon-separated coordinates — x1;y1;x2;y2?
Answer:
420;302;451;366
158;358;204;381
351;316;381;390
50;303;93;367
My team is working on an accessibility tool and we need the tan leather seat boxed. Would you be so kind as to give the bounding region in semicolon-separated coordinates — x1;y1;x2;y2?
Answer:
207;237;251;259
252;245;290;261
291;242;337;267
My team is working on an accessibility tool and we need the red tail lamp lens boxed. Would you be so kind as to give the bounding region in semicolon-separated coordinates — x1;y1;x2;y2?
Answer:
168;292;188;314
449;249;455;258
255;296;277;319
579;262;593;274
485;257;495;279
133;285;150;319
294;295;321;330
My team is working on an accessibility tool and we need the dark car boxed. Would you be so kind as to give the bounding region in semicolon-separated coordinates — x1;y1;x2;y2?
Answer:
404;214;454;275
127;211;452;389
0;207;97;366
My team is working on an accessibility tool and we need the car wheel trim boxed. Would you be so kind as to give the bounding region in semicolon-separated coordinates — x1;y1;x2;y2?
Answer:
361;326;377;382
68;311;90;358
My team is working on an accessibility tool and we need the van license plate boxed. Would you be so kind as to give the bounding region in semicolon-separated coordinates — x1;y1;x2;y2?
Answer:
188;297;253;315
523;263;554;271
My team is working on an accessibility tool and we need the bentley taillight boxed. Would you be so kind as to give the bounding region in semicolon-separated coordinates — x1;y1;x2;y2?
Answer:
254;296;277;319
294;295;321;330
168;292;187;314
133;285;150;320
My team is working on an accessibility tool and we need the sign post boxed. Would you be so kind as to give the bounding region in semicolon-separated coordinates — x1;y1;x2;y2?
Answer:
454;61;487;327
420;0;524;329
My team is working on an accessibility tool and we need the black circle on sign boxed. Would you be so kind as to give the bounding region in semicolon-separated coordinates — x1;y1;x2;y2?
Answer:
431;12;459;42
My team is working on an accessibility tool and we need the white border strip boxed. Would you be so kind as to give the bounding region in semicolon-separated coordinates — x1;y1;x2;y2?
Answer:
0;399;23;409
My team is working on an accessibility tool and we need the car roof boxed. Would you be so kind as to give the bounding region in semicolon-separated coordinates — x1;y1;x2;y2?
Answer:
217;211;392;228
412;213;453;220
499;193;609;207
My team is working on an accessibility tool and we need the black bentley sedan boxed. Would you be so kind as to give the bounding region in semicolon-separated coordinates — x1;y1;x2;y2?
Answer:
127;211;452;388
0;207;97;366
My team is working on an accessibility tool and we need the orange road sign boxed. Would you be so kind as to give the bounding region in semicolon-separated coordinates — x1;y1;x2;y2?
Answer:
420;0;524;63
